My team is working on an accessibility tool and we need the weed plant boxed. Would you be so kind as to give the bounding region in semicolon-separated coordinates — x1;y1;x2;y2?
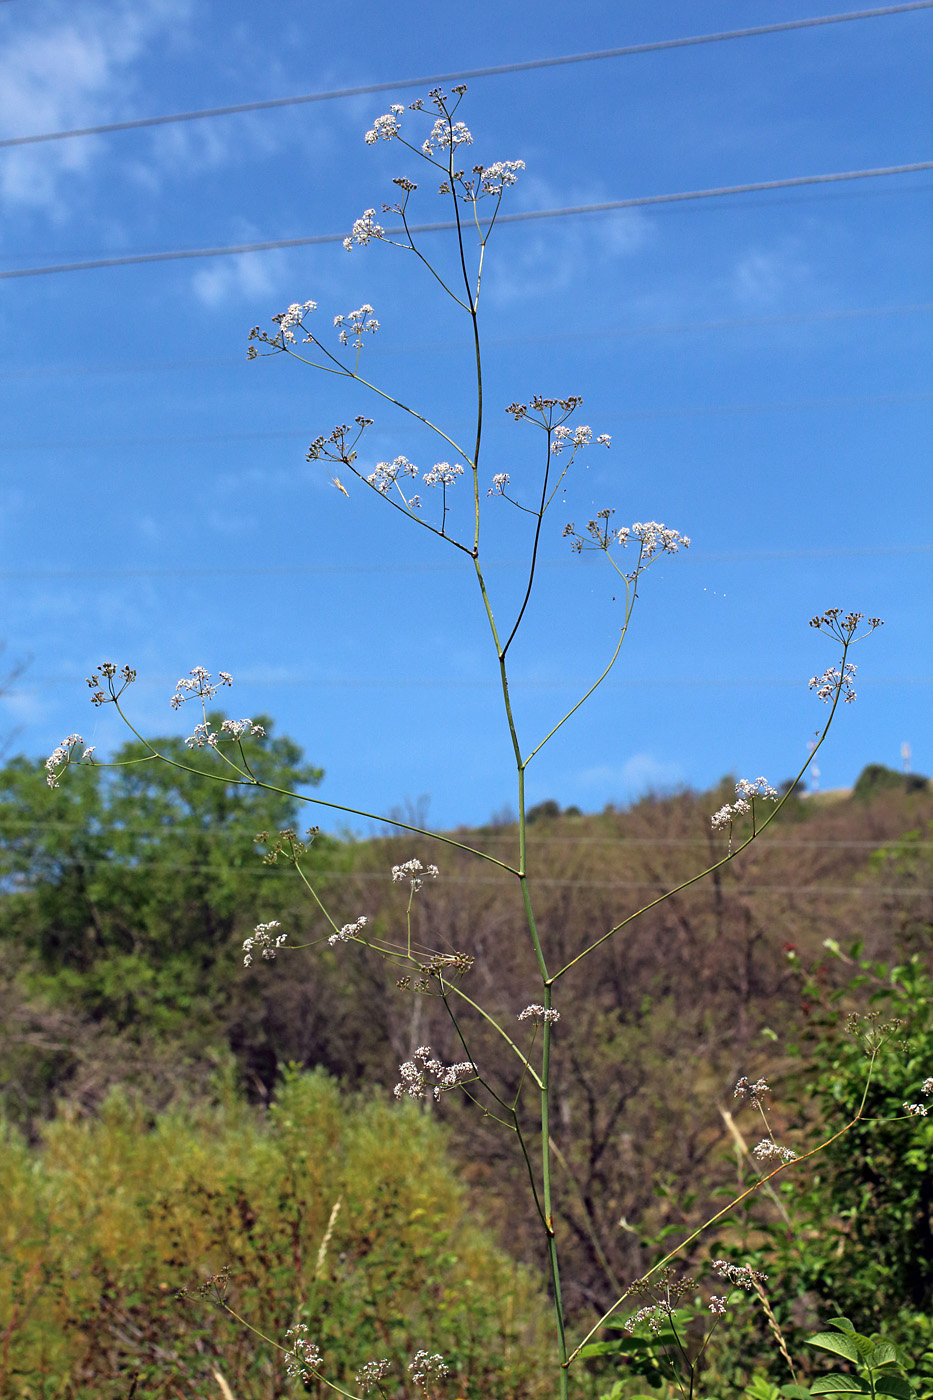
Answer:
41;88;928;1398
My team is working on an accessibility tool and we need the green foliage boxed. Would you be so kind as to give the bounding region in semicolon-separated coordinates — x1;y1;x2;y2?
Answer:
0;718;324;1032
803;1317;917;1397
852;765;928;800
756;948;933;1368
0;1067;552;1398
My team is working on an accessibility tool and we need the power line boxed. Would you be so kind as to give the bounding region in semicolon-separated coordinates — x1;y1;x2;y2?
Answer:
2;4;930;151
0;544;929;583
1;390;929;452
3;162;929;281
2;854;929;894
6;677;930;694
3;303;930;380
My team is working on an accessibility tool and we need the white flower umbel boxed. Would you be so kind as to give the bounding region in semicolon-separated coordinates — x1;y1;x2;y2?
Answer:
45;734;84;788
394;1047;475;1101
333;303;379;348
422;116;473;154
186;718;265;749
242;921;287;968
423;461;464;487
328;915;368;947
170;666;233;711
367;456;419;495
810;662;858;704
752;1139;797;1164
712;1260;768;1290
903;1102;929;1116
923;1077;933;1095
357;1357;392;1391
284;1324;322;1382
343;208;385;251
408;1350;449;1389
709;1296;728;1315
365;105;404;144
518;1004;560;1024
391;858;439;891
711;777;779;832
733;1076;770;1107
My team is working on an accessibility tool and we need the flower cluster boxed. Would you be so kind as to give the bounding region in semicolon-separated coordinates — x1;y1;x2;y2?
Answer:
423;461;463;487
518;1004;560;1024
186;718;265;749
550;423;610;453
422;116;473;155
904;1077;933;1114
709;1296;728;1315
284;1324;322;1382
394;1047;476;1101
809;608;884;643
307;417;373;468
711;777;779;831
506;393;583;421
409;1350;449;1389
712;1260;768;1290
357;1357;392;1391
45;734;93;788
487;472;510;495
328;915;368;947
734;1076;770;1108
809;662;857;704
367;455;419;497
752;1139;797;1164
626;1269;695;1333
365;105;404;143
85;661;137;707
248;301;316;356
392;858;439;891
242;921;287;967
630;521;691;559
170;666;233;711
563;513;690;562
343;208;385;251
333;303;379;349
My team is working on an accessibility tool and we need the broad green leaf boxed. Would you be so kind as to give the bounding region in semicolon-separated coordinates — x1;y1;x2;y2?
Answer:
828;1319;857;1335
868;1342;897;1367
808;1333;861;1364
809;1375;871;1394
875;1379;914;1400
578;1341;628;1358
780;1388;815;1398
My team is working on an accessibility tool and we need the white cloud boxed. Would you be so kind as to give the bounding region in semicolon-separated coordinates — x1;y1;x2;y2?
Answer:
579;752;684;796
730;240;812;310
484;173;651;305
191;249;282;308
0;0;193;220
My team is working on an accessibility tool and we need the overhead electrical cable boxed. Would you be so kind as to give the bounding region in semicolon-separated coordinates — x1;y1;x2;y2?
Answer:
2;161;930;280
3;303;931;378
1;3;930;150
1;545;929;582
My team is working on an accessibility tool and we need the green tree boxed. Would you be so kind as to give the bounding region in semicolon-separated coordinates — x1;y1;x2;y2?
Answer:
0;716;323;1033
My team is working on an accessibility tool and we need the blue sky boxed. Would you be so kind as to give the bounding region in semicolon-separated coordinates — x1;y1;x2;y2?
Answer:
1;0;930;832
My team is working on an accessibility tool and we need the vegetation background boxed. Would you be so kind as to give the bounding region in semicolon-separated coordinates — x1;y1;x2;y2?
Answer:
1;729;930;1397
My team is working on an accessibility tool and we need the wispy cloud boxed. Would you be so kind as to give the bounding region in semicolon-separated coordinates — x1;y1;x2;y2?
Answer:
484;173;651;305
578;751;684;796
730;239;812;310
191;249;283;308
0;0;192;221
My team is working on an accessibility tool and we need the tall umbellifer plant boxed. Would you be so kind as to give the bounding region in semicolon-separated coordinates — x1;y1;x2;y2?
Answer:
49;87;905;1398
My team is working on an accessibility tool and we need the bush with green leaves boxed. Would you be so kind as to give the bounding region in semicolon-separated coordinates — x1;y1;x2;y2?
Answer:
0;1066;553;1398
